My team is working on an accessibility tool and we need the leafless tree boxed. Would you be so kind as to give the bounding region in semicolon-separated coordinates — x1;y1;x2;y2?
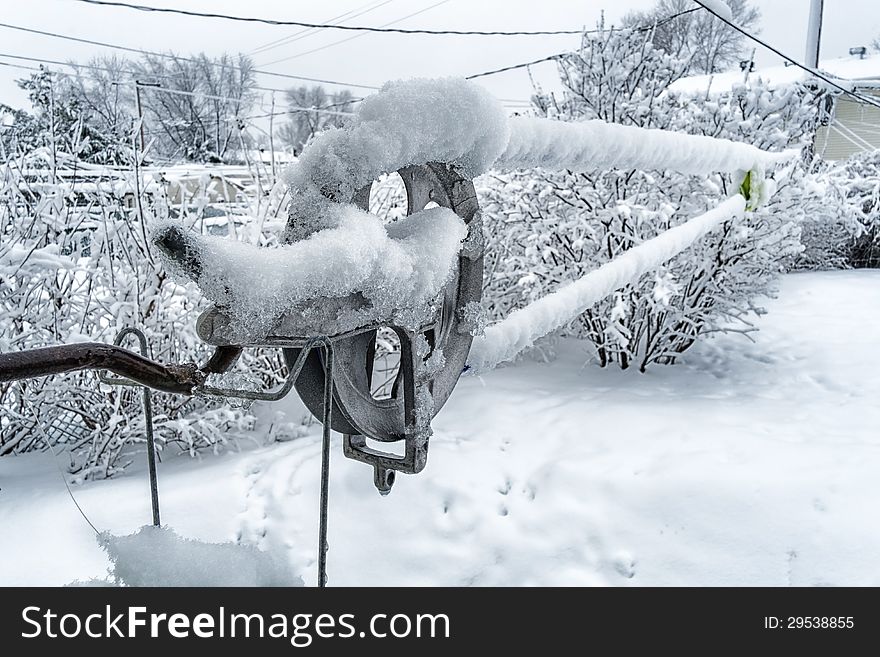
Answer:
65;55;136;146
277;86;356;153
132;53;257;162
622;0;761;73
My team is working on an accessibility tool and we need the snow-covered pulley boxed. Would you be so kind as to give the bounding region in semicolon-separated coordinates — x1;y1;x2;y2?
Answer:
285;162;483;489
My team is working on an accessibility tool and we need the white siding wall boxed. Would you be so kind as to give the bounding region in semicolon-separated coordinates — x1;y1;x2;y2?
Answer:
815;90;880;160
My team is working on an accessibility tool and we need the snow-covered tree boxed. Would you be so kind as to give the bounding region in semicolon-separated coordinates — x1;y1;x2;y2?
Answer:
0;132;291;475
0;67;131;165
132;53;258;163
277;86;357;154
479;27;818;371
622;0;761;74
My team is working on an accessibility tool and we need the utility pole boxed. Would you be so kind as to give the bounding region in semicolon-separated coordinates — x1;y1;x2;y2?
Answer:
134;80;162;154
269;91;277;181
805;0;824;68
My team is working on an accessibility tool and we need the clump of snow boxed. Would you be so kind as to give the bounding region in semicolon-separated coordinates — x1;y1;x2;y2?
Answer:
467;195;748;372
284;77;509;239
413;385;435;434
89;526;302;587
696;0;734;23
461;300;489;337
496;118;795;176
202;370;262;409
0;243;76;274
423;347;446;378
155;206;467;340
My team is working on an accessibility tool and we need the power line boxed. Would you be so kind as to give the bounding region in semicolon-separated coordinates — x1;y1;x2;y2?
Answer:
249;0;397;56
0;59;41;73
466;53;563;80
72;0;585;36
138;84;354;116
463;8;701;80
128;83;354;115
250;0;385;54
0;21;381;91
0;7;701;93
245;105;360;122
0;51;205;87
692;1;880;111
259;0;451;67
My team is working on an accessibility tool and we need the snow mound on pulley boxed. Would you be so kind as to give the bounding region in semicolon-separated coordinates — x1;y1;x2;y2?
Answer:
284;77;509;239
70;525;303;587
154;206;468;341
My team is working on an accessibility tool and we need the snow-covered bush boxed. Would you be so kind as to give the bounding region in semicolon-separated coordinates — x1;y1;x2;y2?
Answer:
789;150;880;270
0;146;288;477
479;28;818;371
844;151;880;268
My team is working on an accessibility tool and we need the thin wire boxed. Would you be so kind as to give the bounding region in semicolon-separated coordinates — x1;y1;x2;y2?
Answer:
0;51;228;87
464;8;701;80
250;0;385;54
0;22;381;90
466;53;562;80
692;1;880;111
244;98;362;120
20;390;100;536
125;82;355;116
0;8;700;90
250;0;397;56
0;59;41;73
73;0;586;36
259;0;451;67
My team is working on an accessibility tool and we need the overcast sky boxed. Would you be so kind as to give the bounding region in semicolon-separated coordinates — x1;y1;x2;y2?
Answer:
1;0;878;115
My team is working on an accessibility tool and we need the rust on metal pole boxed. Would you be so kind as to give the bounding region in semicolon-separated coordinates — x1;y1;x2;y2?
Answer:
0;343;204;395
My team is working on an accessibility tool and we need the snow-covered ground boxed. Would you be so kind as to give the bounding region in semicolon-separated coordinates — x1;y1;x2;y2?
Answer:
1;270;879;586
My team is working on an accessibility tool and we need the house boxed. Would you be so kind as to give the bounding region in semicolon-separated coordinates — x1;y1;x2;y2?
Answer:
669;51;880;161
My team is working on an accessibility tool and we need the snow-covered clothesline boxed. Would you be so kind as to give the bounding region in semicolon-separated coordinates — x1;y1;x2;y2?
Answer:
467;194;748;372
281;78;792;240
498;118;792;177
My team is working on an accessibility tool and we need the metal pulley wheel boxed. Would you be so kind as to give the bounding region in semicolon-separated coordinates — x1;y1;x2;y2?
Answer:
284;162;483;453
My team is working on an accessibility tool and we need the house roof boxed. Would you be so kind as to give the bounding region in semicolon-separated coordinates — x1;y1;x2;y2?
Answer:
669;52;880;95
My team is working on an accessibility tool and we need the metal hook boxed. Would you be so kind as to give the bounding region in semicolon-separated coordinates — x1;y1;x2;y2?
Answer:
98;327;161;527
